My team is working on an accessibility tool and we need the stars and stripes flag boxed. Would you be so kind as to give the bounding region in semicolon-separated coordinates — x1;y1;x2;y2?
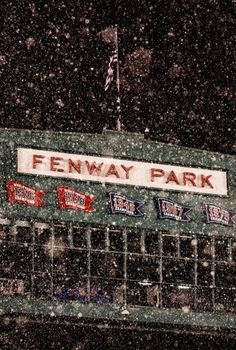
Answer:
104;47;118;91
103;26;122;130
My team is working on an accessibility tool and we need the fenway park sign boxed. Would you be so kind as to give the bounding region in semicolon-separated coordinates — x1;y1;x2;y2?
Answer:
17;148;227;195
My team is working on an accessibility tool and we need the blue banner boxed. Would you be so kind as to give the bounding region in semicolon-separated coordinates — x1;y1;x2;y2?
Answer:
203;204;236;226
154;197;192;222
108;192;145;217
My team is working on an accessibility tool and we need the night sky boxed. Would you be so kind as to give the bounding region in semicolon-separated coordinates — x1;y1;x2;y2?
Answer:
0;2;236;349
0;0;235;155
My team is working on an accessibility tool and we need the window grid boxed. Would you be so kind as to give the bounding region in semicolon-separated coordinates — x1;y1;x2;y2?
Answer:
0;219;235;314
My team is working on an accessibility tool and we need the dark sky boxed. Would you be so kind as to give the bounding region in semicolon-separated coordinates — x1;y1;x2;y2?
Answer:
0;0;235;155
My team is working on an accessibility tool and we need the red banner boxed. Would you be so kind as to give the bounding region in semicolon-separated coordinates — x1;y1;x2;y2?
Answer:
6;180;46;207
57;185;96;212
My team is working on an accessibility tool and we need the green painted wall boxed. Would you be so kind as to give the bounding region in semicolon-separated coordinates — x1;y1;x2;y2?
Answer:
0;128;235;237
0;296;235;331
0;128;235;329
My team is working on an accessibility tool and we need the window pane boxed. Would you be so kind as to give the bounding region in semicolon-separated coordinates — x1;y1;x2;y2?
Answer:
0;244;33;275
91;228;106;250
54;225;69;247
215;263;236;288
0;225;11;241
215;239;229;262
34;246;52;273
127;231;141;253
109;231;124;252
13;246;32;273
35;227;51;245
180;237;195;258
90;279;122;304
215;288;236;313
16;226;32;243
33;273;52;300
162;235;178;257
147;257;160;282
127;255;159;282
197;238;213;260
0;243;14;272
197;261;213;287
127;281;159;307
53;249;87;276
127;281;143;306
91;252;123;279
163;259;194;284
72;227;87;249
162;285;194;310
145;232;159;255
127;255;143;280
53;276;88;302
196;287;213;312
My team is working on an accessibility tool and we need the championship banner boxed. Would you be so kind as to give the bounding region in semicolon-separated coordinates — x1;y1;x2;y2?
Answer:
6;180;46;207
108;192;144;217
154;197;192;222
57;185;96;212
203;204;236;226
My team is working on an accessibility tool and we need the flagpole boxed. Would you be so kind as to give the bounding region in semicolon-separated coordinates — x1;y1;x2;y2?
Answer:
115;26;122;132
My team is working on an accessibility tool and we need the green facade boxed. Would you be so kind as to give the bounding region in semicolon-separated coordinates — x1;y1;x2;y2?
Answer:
0;128;235;331
0;128;235;236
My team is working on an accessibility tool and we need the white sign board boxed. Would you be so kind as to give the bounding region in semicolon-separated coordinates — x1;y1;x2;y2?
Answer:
17;148;227;195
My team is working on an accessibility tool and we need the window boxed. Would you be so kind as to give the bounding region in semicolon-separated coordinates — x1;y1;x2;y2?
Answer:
127;281;158;307
162;235;178;257
91;228;106;250
16;226;32;243
215;263;236;288
197;238;213;260
127;255;145;281
146;257;160;282
180;236;195;258
34;246;52;273
35;227;51;246
145;232;159;255
215;288;236;313
197;261;213;287
127;255;159;282
215;239;229;262
162;285;194;310
127;230;141;253
162;259;194;285
90;279;122;304
109;230;124;252
196;287;213;312
90;252;123;279
0;243;14;272
33;273;52;300
12;245;32;273
72;226;87;249
0;224;11;241
53;249;87;276
53;276;88;302
54;225;69;247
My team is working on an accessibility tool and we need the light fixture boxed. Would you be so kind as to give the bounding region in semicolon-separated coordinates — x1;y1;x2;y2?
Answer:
120;304;130;315
138;279;153;286
177;285;191;289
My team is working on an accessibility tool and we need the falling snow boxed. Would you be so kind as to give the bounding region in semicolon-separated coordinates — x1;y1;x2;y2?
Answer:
0;1;236;349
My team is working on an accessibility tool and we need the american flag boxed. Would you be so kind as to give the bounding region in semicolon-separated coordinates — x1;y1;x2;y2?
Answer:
104;48;118;91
